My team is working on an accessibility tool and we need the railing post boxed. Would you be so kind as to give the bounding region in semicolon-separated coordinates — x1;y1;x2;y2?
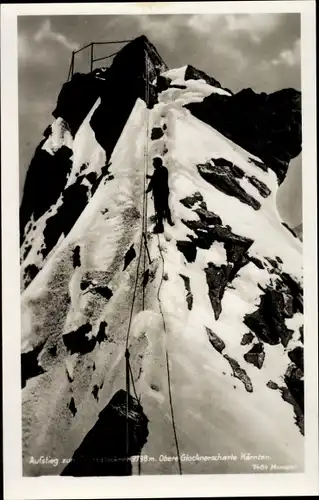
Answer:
71;51;75;79
90;43;94;72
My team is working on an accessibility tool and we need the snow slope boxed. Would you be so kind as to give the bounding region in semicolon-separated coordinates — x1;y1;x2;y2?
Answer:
21;70;304;476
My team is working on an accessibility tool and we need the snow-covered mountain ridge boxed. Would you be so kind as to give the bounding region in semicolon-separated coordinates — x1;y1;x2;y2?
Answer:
20;35;303;476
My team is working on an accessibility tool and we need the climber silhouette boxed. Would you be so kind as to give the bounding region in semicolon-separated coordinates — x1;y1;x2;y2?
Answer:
146;157;174;233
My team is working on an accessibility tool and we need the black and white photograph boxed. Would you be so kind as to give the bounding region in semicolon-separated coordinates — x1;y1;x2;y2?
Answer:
1;1;318;498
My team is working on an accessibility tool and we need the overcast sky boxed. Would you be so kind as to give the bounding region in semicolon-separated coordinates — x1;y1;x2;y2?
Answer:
18;13;302;226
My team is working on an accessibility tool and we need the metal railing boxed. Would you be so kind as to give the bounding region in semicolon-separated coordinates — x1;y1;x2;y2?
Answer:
67;40;133;81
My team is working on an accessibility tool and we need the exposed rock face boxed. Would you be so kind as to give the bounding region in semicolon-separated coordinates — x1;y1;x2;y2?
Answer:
288;346;304;371
282;221;298;238
243;343;265;369
20;145;73;239
69;397;77;417
41;175;92;259
72;245;81;268
52;73;102;137
21;343;45;388
184;64;224;90
223;355;253;393
187;87;301;184
61;390;149;476
180;192;206;209
247;176;271;198
23;264;39;289
123;244;137;271
240;332;254;346
176;240;197;263
284;364;304;434
151;127;164;140
205;262;232;320
194;207;222;225
63;323;95;355
244;287;294;347
179;274;193;310
89;36;167;157
205;327;225;353
198;161;261;210
281;272;303;314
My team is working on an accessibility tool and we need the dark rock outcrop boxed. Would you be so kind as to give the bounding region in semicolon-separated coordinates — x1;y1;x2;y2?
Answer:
73;246;81;268
41;176;89;260
96;321;108;345
89;285;113;300
21;342;45;388
179;274;193;310
194;208;222;226
282;222;298;238
92;385;100;401
249;256;264;269
69;397;77;417
123;244;136;271
223;354;253;392
267;380;278;390
53;73;102;137
205;327;225;353
240;332;254;346
23;264;40;289
198;161;261;210
215;226;253;262
179;191;206;209
63;323;95;355
288;346;304;371
90;36;167;158
244;287;294;347
299;325;304;343
212;157;245;178
183;216;253;262
187;87;301;184
247;176;271;198
184;65;223;90
281;272;303;314
176;240;197;263
205;262;232;320
281;363;304;434
151;127;164;140
20;145;73;240
61;389;149;476
243;343;265;369
248;157;268;172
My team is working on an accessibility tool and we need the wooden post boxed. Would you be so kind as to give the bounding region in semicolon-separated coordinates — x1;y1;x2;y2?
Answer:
90;43;94;72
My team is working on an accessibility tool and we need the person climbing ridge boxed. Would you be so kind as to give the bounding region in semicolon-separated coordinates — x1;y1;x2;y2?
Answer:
146;157;174;233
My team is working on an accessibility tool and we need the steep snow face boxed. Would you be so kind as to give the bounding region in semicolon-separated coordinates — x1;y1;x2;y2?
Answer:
21;72;303;476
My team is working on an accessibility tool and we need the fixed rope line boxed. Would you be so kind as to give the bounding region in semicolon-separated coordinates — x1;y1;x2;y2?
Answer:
124;189;144;472
142;53;150;310
156;234;183;475
123;53;151;470
92;50;120;64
